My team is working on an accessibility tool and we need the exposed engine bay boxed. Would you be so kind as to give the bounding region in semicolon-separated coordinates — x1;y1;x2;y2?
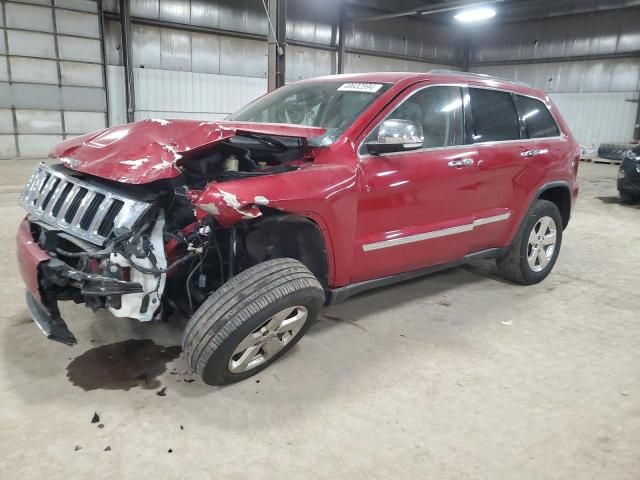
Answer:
20;133;323;332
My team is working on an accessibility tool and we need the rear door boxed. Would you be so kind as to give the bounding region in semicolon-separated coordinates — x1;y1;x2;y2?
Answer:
352;84;480;282
464;87;526;252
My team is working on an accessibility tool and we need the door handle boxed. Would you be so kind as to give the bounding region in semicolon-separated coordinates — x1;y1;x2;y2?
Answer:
448;158;475;168
521;149;541;157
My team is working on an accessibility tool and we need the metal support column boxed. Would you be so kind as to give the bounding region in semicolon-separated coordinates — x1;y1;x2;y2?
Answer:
119;0;135;123
267;0;286;91
337;2;347;74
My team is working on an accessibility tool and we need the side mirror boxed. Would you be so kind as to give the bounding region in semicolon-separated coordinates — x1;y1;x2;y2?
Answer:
365;119;424;155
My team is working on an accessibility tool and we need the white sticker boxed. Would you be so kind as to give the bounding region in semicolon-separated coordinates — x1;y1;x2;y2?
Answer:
337;82;383;93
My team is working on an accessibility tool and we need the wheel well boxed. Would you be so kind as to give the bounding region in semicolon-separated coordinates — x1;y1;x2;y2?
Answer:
538;186;571;229
240;214;329;288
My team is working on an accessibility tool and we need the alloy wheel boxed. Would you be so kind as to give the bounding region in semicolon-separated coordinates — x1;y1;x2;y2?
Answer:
228;306;309;373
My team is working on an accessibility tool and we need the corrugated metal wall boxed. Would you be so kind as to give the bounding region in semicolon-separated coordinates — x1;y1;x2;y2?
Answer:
470;9;640;147
0;0;108;159
102;0;459;124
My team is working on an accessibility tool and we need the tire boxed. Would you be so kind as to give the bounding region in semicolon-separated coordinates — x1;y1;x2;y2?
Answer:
497;199;563;285
619;190;635;203
182;258;325;386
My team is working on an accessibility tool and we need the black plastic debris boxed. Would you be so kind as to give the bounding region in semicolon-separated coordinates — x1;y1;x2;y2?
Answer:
104;446;111;452
91;412;100;424
183;379;195;383
168;448;173;453
156;386;167;396
74;445;82;451
180;425;184;430
98;423;104;429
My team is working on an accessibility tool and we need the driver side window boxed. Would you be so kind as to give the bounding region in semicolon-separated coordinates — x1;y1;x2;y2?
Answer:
365;86;465;150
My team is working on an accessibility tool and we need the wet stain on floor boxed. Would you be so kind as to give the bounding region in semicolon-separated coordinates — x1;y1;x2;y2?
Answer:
66;339;181;391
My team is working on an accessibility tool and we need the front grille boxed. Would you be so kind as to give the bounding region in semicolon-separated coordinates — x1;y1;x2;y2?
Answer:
20;163;153;246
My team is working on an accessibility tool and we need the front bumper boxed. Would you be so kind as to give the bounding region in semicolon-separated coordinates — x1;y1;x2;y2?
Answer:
617;156;640;196
16;217;144;345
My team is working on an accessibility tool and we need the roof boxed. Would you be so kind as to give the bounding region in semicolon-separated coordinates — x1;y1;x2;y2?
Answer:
300;70;547;99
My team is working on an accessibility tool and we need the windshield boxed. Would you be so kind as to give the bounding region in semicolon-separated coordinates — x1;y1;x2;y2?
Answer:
228;81;391;146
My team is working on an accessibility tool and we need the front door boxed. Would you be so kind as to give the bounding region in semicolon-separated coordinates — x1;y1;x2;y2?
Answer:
351;84;479;283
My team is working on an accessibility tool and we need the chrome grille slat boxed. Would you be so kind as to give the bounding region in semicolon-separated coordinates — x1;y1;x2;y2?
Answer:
19;163;153;246
25;169;47;206
56;184;80;222
44;180;68;216
89;195;114;235
35;175;56;209
70;190;96;227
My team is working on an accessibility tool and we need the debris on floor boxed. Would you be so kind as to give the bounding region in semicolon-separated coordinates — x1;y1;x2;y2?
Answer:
156;387;167;396
66;339;181;391
74;445;82;451
104;446;111;452
91;412;100;424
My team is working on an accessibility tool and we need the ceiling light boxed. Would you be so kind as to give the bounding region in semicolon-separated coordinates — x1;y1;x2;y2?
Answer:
454;6;496;23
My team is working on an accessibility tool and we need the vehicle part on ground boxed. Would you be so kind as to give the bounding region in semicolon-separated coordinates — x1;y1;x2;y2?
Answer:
182;258;325;385
497;200;563;285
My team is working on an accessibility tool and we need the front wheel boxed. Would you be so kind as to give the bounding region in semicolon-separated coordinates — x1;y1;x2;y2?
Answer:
182;258;325;386
497;199;563;285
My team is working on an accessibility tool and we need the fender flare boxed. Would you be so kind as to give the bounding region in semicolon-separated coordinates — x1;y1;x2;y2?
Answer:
510;180;572;247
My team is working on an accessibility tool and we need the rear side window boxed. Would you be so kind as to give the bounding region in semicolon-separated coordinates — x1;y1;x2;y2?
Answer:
516;95;560;138
468;88;520;142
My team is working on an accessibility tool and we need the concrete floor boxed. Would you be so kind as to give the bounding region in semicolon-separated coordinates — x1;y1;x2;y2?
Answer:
0;160;638;479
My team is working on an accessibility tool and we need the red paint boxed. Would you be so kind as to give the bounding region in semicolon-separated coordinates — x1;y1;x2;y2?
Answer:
16;218;51;301
49;119;325;184
41;71;578;289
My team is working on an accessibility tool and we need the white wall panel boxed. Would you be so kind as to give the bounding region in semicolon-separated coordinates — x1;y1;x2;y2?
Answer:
0;59;8;82
344;53;458;74
16;110;62;133
107;65;127;125
58;36;102;62
286;46;334;82
4;3;53;32
0;134;17;159
0;109;13;133
6;30;56;58
550;92;639;147
55;10;100;38
472;59;640;93
134;67;266;118
60;61;104;87
10;57;58;84
64;111;106;134
18;134;63;158
54;0;98;13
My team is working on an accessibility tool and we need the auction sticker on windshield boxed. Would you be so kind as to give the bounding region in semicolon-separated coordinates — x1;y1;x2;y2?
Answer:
337;83;383;93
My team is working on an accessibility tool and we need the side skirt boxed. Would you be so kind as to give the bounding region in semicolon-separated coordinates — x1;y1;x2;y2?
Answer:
326;247;508;305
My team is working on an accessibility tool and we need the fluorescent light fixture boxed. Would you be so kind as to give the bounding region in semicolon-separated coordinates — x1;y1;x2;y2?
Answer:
454;6;496;23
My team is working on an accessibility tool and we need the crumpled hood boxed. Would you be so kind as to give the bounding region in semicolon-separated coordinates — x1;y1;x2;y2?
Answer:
49;119;326;184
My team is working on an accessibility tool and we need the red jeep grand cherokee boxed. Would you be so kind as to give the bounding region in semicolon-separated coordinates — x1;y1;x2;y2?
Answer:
17;71;579;385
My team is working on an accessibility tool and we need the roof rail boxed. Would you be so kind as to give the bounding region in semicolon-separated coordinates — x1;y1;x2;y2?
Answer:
427;69;532;89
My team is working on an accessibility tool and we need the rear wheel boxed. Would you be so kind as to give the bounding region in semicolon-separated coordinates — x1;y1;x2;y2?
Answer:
497;199;563;285
182;258;325;385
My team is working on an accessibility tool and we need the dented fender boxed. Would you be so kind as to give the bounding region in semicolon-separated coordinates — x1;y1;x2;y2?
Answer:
189;163;361;286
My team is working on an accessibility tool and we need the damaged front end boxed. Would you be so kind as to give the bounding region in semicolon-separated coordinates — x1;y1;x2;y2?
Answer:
18;120;328;344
